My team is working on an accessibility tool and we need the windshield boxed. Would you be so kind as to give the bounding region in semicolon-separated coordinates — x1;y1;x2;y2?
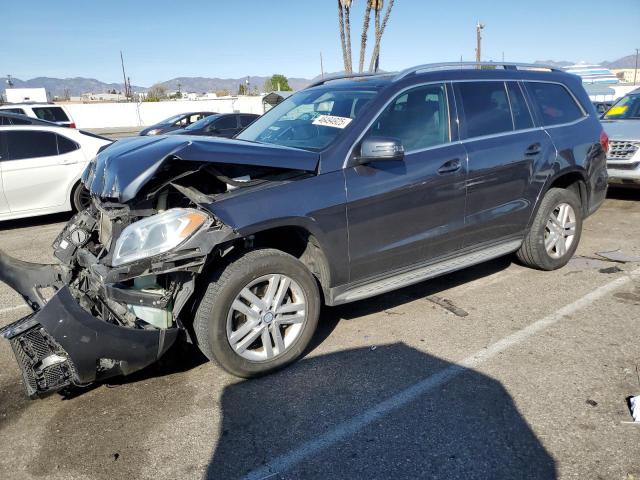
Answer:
159;114;185;125
603;94;640;120
236;88;377;151
186;114;221;130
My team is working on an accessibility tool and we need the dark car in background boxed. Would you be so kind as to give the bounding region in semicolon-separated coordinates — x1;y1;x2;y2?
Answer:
0;62;608;397
592;101;613;116
139;111;216;136
168;113;259;138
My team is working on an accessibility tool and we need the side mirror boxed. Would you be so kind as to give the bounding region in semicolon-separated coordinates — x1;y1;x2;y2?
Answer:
357;136;405;164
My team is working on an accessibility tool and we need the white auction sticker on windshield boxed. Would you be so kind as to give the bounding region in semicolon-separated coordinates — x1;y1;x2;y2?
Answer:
312;115;353;129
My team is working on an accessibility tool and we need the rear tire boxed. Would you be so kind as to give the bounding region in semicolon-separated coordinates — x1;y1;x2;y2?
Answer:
193;249;321;378
517;187;582;270
71;182;91;212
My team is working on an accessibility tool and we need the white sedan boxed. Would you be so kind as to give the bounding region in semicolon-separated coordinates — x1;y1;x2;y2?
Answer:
0;123;112;221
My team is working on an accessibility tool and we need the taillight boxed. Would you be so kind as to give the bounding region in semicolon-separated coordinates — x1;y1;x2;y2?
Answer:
69;122;77;129
600;130;609;153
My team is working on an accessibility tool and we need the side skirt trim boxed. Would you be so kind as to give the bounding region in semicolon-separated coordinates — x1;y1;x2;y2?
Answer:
330;239;522;305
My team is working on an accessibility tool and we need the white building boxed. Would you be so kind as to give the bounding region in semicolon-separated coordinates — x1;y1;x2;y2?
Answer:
4;87;48;103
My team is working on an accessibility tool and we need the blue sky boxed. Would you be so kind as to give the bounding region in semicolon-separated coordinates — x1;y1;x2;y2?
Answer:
3;0;639;86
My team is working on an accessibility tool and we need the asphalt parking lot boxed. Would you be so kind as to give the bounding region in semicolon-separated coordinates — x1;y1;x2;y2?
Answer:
0;188;639;480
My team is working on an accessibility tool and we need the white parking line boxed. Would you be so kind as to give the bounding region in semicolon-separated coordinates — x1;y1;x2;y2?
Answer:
243;268;640;480
0;304;28;315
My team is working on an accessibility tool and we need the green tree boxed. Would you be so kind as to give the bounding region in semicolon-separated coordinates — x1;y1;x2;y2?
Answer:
145;86;167;102
268;74;292;91
238;83;248;95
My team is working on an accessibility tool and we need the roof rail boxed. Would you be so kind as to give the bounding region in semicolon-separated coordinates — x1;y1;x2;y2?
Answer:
306;72;394;89
394;62;562;82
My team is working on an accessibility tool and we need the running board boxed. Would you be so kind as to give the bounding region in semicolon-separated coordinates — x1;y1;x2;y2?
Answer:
331;240;522;305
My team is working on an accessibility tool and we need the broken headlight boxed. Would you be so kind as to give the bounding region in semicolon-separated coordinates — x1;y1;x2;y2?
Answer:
112;208;208;266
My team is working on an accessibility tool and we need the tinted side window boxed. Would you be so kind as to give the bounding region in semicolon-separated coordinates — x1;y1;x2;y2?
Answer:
507;82;534;130
32;107;70;122
525;82;584;126
56;134;79;154
5;131;59;160
240;115;257;127
9;116;31;125
456;81;513;138
214;116;238;130
370;83;449;151
2;108;26;114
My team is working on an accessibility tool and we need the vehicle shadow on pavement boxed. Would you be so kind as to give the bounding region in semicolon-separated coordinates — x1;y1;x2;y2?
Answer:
206;343;556;479
0;212;72;231
607;186;640;201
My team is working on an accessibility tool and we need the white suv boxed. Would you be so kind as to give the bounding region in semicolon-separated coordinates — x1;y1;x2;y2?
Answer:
0;122;111;221
601;89;640;186
0;103;76;128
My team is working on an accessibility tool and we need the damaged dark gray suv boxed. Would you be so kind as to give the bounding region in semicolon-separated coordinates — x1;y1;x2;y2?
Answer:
0;62;609;397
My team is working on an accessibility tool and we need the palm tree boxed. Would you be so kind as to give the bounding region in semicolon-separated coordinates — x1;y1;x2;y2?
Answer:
368;0;395;72
358;1;375;73
338;0;354;74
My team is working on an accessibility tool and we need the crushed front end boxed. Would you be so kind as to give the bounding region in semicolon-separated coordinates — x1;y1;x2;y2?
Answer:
0;200;234;397
0;135;315;398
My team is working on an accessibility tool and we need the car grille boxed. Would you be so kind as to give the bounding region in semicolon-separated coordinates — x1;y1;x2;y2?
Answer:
607;140;640;161
6;317;75;398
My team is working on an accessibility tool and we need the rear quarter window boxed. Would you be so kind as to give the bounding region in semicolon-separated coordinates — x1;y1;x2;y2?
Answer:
56;134;79;154
32;107;70;122
525;82;584;126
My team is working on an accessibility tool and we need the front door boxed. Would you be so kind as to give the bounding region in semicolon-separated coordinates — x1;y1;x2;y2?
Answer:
0;133;10;215
345;83;468;282
2;130;83;212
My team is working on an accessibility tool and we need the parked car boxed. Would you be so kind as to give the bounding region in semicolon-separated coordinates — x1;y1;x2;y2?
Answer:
0;111;60;126
168;113;259;138
0;124;112;221
0;62;608;397
139;112;216;136
600;89;640;186
0;103;76;128
592;101;613;116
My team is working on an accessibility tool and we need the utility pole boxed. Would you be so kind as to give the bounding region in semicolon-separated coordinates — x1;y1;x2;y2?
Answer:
320;52;325;80
634;48;639;85
475;21;485;64
120;51;129;100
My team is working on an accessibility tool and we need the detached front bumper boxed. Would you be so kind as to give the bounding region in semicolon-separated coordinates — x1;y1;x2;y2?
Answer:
1;287;178;398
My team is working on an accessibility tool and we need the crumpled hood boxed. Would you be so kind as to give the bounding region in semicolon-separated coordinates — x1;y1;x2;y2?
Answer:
82;135;319;202
601;120;640;141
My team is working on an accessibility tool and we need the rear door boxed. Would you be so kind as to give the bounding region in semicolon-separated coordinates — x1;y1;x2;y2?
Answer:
2;130;83;212
345;82;468;281
0;133;10;214
454;80;556;248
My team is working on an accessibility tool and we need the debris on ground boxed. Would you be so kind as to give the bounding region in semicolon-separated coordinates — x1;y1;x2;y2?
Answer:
586;399;598;407
628;396;640;422
595;249;640;263
425;296;469;317
599;266;623;274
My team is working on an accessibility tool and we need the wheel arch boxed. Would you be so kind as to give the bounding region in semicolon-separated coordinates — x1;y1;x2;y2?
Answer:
527;167;588;230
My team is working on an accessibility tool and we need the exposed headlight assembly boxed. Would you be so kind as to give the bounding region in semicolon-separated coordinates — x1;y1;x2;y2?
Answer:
112;208;209;267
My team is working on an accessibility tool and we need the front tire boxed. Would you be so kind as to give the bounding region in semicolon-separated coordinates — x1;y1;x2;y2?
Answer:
517;187;583;270
194;249;321;378
72;182;91;212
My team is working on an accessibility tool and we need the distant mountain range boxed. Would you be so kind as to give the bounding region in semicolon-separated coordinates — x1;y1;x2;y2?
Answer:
536;55;638;69
2;54;636;98
153;76;311;94
0;76;148;97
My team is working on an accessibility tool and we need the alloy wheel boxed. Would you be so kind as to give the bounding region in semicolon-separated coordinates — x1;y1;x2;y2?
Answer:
544;202;576;259
226;274;307;362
